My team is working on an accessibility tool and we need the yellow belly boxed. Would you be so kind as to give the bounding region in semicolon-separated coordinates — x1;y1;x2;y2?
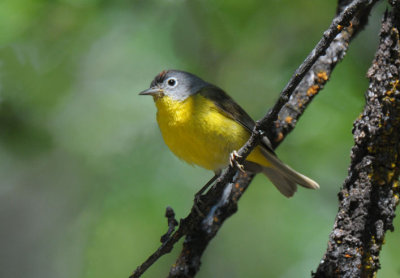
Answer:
155;94;269;171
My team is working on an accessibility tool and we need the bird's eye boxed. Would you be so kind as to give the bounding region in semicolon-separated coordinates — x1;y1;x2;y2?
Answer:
167;78;177;87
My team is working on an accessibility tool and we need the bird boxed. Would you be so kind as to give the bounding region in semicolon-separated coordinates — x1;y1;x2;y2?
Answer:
139;70;319;197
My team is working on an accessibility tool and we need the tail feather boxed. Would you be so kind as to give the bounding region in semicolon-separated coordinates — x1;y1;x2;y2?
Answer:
262;167;298;197
259;147;319;196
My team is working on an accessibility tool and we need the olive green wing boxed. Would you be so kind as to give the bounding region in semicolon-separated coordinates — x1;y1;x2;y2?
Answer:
198;86;319;194
198;86;274;152
199;86;255;132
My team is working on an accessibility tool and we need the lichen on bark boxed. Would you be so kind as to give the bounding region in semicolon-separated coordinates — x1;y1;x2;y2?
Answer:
314;7;400;278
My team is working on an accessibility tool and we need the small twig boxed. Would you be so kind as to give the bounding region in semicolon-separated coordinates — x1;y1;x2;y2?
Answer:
130;218;185;278
161;207;179;243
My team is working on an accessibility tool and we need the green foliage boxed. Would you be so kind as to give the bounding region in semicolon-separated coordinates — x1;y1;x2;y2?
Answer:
0;1;398;277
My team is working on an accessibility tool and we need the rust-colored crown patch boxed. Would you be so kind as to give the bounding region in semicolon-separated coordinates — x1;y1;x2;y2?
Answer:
150;70;168;87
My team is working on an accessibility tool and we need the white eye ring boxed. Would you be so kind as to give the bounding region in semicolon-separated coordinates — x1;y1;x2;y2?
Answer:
166;77;178;87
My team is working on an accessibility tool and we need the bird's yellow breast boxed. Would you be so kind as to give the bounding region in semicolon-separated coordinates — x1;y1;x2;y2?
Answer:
154;94;268;171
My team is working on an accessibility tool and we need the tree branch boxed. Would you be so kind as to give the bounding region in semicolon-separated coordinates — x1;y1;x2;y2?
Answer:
313;4;400;278
130;1;379;277
272;0;377;148
259;0;373;140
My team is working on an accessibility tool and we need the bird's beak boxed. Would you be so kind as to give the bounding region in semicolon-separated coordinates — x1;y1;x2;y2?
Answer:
139;87;163;97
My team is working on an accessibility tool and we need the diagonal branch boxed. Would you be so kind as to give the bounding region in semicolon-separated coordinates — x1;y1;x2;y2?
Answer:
272;0;377;148
258;0;374;140
130;1;379;277
313;4;400;278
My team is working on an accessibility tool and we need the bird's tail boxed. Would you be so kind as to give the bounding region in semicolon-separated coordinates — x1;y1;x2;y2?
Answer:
259;148;319;198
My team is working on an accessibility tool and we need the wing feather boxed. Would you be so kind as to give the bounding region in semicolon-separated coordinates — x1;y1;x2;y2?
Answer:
198;86;274;152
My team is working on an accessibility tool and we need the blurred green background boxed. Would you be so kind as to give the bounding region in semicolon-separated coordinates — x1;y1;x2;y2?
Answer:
1;0;399;277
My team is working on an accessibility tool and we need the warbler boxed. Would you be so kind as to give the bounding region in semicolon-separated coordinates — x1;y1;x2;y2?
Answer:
139;70;319;197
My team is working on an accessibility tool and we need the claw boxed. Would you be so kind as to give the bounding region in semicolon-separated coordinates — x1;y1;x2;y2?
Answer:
229;150;246;173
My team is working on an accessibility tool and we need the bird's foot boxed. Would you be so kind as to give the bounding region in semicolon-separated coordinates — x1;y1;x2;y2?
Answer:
229;150;245;173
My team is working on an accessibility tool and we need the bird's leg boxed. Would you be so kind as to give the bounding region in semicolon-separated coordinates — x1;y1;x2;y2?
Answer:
193;173;220;217
230;150;245;173
195;173;219;200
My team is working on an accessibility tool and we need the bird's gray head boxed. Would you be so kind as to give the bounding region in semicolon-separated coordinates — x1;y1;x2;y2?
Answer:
139;70;209;101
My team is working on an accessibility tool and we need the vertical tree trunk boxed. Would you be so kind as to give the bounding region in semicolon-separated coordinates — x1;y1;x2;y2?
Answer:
313;6;400;278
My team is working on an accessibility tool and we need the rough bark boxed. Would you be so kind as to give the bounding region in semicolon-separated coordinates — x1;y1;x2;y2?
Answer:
313;6;400;278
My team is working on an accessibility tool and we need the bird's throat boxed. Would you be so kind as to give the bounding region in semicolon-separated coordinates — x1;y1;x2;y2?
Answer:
155;95;194;125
